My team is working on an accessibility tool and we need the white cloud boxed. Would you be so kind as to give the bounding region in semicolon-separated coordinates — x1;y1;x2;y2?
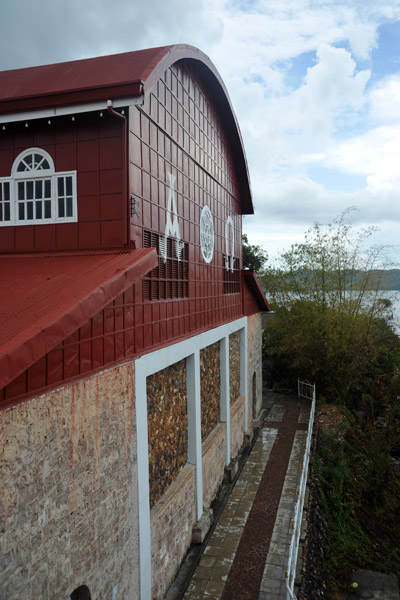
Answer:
0;0;224;69
212;0;378;77
320;70;400;190
230;43;371;194
340;16;378;60
245;179;400;258
1;0;400;260
369;75;400;123
283;44;370;140
324;126;400;187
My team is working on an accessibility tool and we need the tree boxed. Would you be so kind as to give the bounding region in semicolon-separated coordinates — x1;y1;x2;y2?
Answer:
242;233;268;273
262;210;400;592
262;209;400;406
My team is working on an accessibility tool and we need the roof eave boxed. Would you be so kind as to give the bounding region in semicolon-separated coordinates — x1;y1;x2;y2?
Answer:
0;248;157;391
0;82;143;115
242;269;270;311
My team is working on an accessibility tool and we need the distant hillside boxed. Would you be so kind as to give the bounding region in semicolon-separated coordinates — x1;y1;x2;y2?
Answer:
272;269;400;291
371;269;400;290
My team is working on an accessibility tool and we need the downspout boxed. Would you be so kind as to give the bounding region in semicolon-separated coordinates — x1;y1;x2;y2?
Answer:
107;99;130;247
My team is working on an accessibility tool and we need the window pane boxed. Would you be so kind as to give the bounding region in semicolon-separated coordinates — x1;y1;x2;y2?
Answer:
35;201;42;219
58;177;64;195
45;200;51;218
34;154;50;170
27;180;33;199
27;202;33;220
34;154;45;169
66;197;73;217
4;204;10;221
35;180;43;198
45;180;51;198
58;197;65;218
0;205;2;221
66;176;72;196
18;203;25;220
4;183;9;202
18;181;24;200
17;156;31;171
0;185;2;202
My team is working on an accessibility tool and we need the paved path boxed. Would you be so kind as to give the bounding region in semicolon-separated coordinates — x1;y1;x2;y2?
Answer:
182;392;311;600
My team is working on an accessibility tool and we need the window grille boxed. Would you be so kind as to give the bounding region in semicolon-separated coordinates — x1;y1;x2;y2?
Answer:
0;181;11;223
0;148;77;226
223;258;240;294
143;230;188;300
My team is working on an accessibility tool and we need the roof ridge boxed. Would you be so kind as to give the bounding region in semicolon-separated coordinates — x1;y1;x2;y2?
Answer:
0;45;174;75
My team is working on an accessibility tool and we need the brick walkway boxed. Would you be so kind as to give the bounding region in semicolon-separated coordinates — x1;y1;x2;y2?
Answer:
182;392;311;600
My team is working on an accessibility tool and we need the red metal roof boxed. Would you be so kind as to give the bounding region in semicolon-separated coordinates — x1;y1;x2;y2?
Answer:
0;44;253;214
0;248;157;390
0;46;172;107
242;270;270;312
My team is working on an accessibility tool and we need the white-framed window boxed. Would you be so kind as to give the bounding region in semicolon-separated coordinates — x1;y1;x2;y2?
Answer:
0;148;78;226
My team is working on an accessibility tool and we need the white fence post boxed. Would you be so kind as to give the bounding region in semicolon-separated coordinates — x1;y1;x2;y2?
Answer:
285;380;316;600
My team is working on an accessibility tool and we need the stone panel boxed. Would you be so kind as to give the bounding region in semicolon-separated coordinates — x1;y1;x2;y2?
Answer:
0;362;139;600
230;395;245;460
147;358;187;508
247;313;263;422
200;341;220;441
229;331;241;403
202;423;226;508
151;463;196;600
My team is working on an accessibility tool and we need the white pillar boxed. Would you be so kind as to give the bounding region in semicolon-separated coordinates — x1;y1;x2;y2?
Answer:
220;336;231;465
240;324;248;431
133;317;246;599
135;360;152;600
187;351;203;521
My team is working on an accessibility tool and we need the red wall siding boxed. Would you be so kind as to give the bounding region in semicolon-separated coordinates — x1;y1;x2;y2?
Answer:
0;113;127;252
242;275;262;316
129;61;244;354
0;60;256;405
0;285;135;404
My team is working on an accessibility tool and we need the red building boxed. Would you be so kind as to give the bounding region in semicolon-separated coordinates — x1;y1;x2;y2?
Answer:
0;45;268;600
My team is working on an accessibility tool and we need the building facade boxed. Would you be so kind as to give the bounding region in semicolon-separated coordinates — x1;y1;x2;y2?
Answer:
0;45;269;599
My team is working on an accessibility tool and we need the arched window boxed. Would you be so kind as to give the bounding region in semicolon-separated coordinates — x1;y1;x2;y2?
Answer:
68;584;92;600
0;147;77;226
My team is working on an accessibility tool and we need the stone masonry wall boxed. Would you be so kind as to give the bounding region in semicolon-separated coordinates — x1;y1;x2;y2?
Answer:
200;342;220;441
151;463;196;600
230;395;245;460
202;423;226;508
229;331;241;403
147;359;187;508
247;313;263;423
0;362;139;600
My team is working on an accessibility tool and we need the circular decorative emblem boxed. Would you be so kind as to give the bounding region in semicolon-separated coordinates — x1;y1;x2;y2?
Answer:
200;205;214;263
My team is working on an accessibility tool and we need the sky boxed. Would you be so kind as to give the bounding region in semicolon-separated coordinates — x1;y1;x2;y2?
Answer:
1;0;400;263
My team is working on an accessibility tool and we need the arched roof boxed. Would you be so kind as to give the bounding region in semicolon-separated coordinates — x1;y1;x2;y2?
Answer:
0;45;253;213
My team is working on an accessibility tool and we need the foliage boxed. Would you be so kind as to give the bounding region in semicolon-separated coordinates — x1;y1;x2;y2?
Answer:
262;209;400;406
315;419;400;590
264;209;400;590
242;233;268;273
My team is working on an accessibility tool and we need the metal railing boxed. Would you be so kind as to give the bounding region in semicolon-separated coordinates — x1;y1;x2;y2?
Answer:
285;380;316;600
